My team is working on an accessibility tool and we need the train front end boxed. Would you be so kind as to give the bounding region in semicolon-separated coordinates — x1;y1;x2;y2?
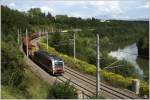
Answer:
53;58;64;75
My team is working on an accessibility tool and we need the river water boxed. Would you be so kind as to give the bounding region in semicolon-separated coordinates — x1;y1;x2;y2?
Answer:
108;43;148;80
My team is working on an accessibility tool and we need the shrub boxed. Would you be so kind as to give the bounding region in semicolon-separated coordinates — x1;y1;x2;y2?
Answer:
47;81;77;99
140;81;149;96
1;40;25;87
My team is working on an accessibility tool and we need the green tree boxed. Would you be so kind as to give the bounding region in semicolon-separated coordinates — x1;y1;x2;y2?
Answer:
137;32;149;59
28;8;44;17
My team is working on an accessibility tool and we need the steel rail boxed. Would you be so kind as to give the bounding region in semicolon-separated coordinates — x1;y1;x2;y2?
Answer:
57;76;93;98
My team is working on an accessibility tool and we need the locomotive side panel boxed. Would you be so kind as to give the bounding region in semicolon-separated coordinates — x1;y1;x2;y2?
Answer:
33;51;54;73
33;51;64;75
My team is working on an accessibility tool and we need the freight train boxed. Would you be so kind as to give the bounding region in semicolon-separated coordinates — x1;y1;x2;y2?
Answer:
22;32;64;75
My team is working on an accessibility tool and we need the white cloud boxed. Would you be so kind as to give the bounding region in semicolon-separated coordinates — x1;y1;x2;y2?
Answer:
8;3;15;7
31;6;36;8
60;1;85;5
87;1;105;6
137;2;149;8
82;1;122;18
112;15;129;20
40;6;55;14
48;1;122;16
106;1;122;14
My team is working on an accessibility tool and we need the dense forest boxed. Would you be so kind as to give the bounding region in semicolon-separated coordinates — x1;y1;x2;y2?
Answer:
1;5;149;98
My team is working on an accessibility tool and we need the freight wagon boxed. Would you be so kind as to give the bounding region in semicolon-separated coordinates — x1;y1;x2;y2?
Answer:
22;36;36;56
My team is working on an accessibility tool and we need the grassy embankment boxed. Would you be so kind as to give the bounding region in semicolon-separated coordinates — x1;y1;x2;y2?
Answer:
2;68;50;99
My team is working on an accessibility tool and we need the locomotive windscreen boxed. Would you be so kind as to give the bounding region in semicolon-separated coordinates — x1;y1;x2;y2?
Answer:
55;61;63;66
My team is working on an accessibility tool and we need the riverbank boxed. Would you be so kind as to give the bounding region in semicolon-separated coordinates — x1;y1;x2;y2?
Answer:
109;43;149;82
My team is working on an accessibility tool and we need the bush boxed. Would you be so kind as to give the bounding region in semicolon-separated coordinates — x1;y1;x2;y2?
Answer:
1;40;25;87
140;81;149;96
38;38;149;96
47;81;77;99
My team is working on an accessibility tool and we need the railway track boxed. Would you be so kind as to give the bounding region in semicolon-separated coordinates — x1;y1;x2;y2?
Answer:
57;75;93;98
64;66;140;99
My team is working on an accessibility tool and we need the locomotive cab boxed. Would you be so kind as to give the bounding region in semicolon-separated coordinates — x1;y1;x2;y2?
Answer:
52;58;64;75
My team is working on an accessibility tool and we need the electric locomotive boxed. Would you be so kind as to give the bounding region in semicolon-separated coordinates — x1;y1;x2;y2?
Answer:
33;50;64;75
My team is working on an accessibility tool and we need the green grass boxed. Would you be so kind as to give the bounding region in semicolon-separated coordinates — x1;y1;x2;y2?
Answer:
1;68;50;99
24;68;50;99
1;86;25;99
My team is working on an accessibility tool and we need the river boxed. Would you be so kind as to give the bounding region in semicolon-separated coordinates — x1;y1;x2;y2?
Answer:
108;43;149;81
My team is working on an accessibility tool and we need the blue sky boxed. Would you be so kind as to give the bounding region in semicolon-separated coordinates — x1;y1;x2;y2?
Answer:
0;0;149;20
